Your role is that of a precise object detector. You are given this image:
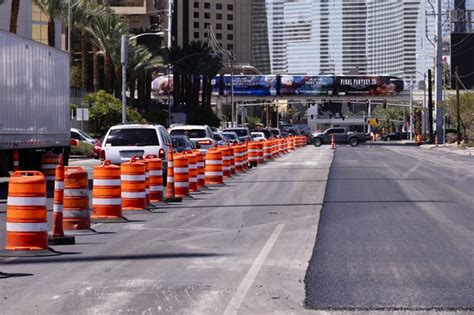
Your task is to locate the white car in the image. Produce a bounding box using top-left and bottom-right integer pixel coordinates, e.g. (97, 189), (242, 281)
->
(251, 132), (266, 141)
(101, 124), (172, 166)
(169, 125), (216, 151)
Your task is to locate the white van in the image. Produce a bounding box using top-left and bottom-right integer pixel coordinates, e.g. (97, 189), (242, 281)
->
(101, 124), (172, 166)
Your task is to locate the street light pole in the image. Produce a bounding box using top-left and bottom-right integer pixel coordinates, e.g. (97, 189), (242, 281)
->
(167, 63), (172, 127)
(230, 52), (235, 127)
(409, 76), (413, 141)
(67, 0), (71, 53)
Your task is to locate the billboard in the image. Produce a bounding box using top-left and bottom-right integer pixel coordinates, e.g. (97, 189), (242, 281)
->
(334, 76), (404, 96)
(280, 75), (334, 96)
(213, 75), (277, 96)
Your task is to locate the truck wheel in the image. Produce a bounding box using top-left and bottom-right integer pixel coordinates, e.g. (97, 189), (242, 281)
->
(349, 138), (359, 147)
(313, 138), (322, 147)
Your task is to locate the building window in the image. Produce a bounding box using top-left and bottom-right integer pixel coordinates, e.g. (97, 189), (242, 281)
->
(216, 3), (222, 10)
(193, 2), (199, 8)
(194, 12), (199, 18)
(227, 44), (234, 50)
(194, 32), (199, 39)
(204, 23), (210, 29)
(216, 23), (222, 30)
(204, 12), (210, 19)
(227, 24), (233, 31)
(31, 4), (49, 45)
(227, 34), (233, 40)
(204, 2), (210, 9)
(216, 13), (222, 20)
(216, 33), (222, 40)
(227, 4), (234, 10)
(227, 14), (233, 21)
(194, 22), (199, 28)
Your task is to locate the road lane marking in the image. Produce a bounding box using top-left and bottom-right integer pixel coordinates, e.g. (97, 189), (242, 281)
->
(223, 224), (285, 315)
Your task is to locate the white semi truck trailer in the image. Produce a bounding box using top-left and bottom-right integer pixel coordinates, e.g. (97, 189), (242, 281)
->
(0, 30), (70, 176)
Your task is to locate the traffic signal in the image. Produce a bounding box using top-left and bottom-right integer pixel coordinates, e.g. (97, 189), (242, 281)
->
(383, 99), (387, 109)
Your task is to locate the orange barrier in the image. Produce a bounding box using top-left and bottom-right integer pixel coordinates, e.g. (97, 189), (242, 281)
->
(63, 167), (92, 234)
(49, 155), (75, 244)
(331, 134), (336, 150)
(205, 149), (224, 185)
(145, 155), (164, 203)
(92, 160), (124, 222)
(3, 171), (51, 254)
(248, 142), (259, 166)
(288, 137), (295, 151)
(256, 142), (264, 164)
(173, 154), (189, 197)
(12, 149), (19, 172)
(121, 157), (146, 211)
(41, 152), (59, 181)
(243, 140), (249, 170)
(233, 145), (244, 173)
(194, 149), (206, 188)
(229, 146), (236, 174)
(263, 141), (273, 162)
(166, 144), (175, 199)
(218, 146), (232, 178)
(272, 139), (279, 158)
(184, 152), (198, 192)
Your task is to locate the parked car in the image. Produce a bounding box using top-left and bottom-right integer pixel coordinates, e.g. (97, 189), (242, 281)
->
(223, 127), (251, 141)
(221, 131), (240, 144)
(169, 125), (216, 151)
(71, 128), (102, 159)
(171, 135), (197, 153)
(213, 131), (229, 146)
(311, 127), (366, 147)
(269, 128), (282, 138)
(251, 128), (272, 139)
(101, 124), (171, 166)
(251, 132), (266, 141)
(381, 131), (413, 141)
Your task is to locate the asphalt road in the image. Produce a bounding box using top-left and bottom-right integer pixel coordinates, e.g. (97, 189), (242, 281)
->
(0, 146), (332, 314)
(305, 144), (474, 311)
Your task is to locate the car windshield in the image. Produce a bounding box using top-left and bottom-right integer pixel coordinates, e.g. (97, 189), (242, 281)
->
(270, 129), (280, 136)
(170, 129), (207, 138)
(105, 128), (159, 146)
(222, 133), (237, 140)
(77, 130), (95, 142)
(172, 137), (190, 148)
(225, 129), (248, 137)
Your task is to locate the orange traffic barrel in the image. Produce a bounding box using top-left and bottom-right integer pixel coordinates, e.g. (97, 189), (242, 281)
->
(166, 144), (175, 199)
(205, 149), (224, 185)
(183, 152), (198, 192)
(218, 146), (232, 178)
(173, 154), (189, 197)
(248, 142), (259, 166)
(194, 150), (205, 188)
(233, 145), (244, 173)
(272, 139), (279, 158)
(145, 155), (164, 203)
(63, 166), (93, 234)
(1, 171), (58, 256)
(229, 146), (236, 174)
(92, 160), (125, 222)
(263, 141), (273, 162)
(256, 142), (264, 164)
(121, 157), (146, 211)
(41, 152), (59, 181)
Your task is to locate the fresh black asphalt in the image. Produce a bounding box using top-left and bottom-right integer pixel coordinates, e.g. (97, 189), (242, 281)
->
(305, 144), (474, 311)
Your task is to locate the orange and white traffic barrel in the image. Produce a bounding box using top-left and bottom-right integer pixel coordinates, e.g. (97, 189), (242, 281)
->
(183, 152), (198, 192)
(263, 140), (273, 162)
(166, 144), (175, 199)
(173, 154), (189, 197)
(233, 145), (244, 173)
(41, 152), (59, 182)
(121, 157), (146, 211)
(145, 155), (164, 203)
(229, 146), (236, 174)
(256, 141), (264, 164)
(218, 146), (232, 178)
(272, 139), (279, 158)
(63, 166), (93, 234)
(248, 142), (259, 166)
(205, 149), (224, 185)
(1, 171), (58, 256)
(194, 150), (205, 188)
(92, 160), (125, 222)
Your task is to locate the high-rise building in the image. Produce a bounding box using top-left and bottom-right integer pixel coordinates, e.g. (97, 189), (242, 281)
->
(174, 0), (252, 65)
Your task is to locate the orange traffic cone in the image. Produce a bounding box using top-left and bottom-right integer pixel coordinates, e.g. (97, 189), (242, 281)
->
(48, 154), (75, 245)
(331, 134), (336, 150)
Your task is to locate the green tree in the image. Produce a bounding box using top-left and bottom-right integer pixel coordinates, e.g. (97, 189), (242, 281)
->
(372, 106), (405, 133)
(84, 90), (146, 136)
(34, 0), (66, 47)
(442, 90), (474, 142)
(247, 116), (261, 129)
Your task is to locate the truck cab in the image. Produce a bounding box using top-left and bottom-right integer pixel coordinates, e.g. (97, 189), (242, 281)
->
(311, 127), (365, 147)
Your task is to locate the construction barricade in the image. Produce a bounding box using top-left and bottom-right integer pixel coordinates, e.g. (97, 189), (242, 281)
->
(145, 155), (164, 203)
(121, 157), (146, 211)
(205, 149), (224, 186)
(248, 142), (259, 167)
(256, 142), (264, 164)
(173, 154), (189, 197)
(218, 146), (232, 178)
(194, 149), (206, 188)
(41, 152), (59, 182)
(229, 146), (236, 174)
(263, 141), (273, 162)
(183, 152), (198, 193)
(234, 145), (245, 173)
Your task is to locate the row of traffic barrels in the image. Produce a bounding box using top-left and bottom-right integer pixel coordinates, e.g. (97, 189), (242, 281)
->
(3, 136), (306, 253)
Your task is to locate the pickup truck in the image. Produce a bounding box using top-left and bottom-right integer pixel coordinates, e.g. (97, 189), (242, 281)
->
(311, 127), (366, 147)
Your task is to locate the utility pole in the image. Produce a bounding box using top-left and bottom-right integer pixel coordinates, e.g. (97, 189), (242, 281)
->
(409, 76), (413, 141)
(455, 66), (461, 145)
(121, 35), (129, 124)
(435, 0), (444, 143)
(428, 69), (434, 143)
(230, 52), (235, 127)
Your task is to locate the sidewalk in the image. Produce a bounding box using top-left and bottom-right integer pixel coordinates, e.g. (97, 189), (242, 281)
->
(420, 143), (474, 156)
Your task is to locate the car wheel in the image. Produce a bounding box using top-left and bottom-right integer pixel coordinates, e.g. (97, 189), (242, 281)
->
(313, 138), (322, 147)
(349, 138), (359, 147)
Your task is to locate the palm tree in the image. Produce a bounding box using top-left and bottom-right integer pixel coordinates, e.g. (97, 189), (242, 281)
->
(9, 0), (20, 33)
(34, 0), (66, 47)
